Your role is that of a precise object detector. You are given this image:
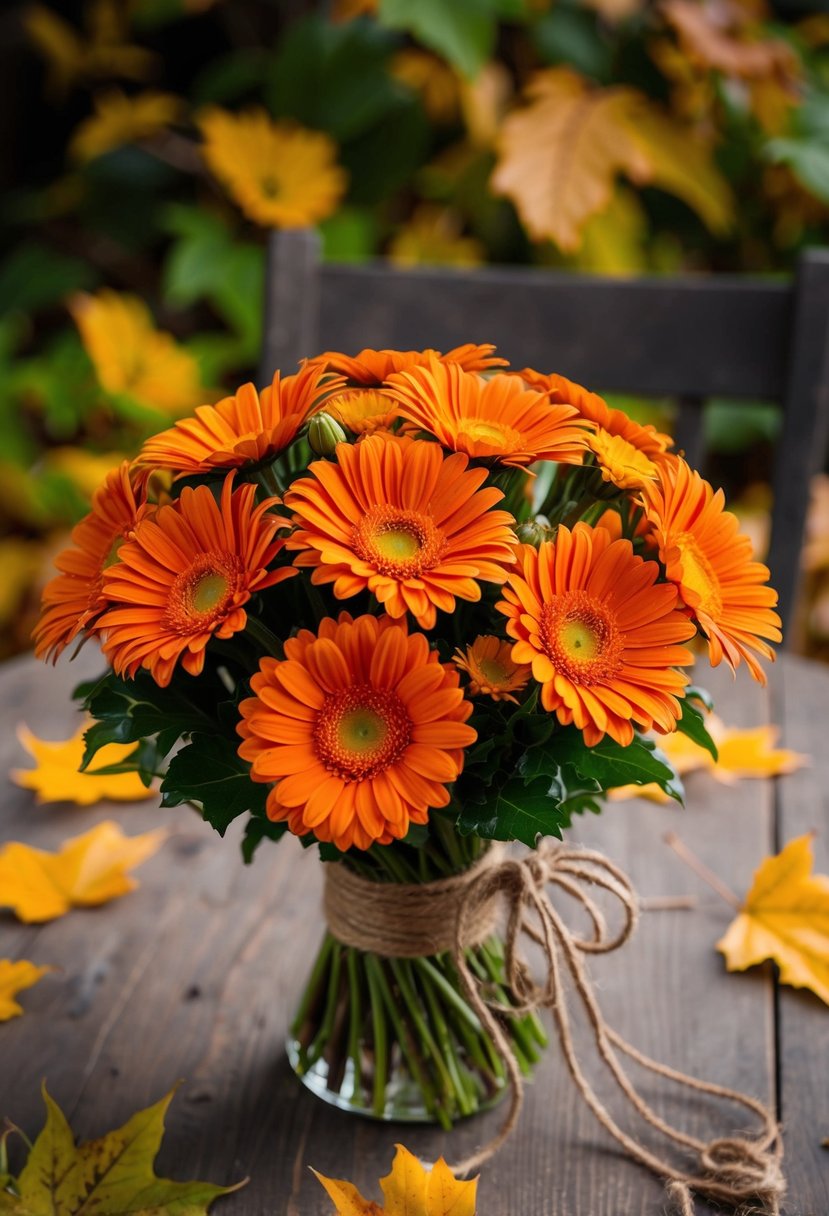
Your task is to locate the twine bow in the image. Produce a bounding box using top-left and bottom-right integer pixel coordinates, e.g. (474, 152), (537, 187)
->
(324, 841), (785, 1215)
(450, 841), (784, 1214)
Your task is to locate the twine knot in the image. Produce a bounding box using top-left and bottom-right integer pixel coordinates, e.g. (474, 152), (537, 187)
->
(324, 840), (784, 1215)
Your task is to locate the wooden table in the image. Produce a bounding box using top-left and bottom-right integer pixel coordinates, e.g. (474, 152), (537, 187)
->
(1, 649), (827, 1215)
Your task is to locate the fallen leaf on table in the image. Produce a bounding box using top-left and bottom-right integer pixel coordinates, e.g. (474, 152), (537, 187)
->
(717, 834), (829, 1005)
(314, 1143), (478, 1215)
(0, 960), (53, 1021)
(11, 722), (156, 805)
(709, 723), (808, 783)
(0, 821), (166, 923)
(0, 1084), (244, 1213)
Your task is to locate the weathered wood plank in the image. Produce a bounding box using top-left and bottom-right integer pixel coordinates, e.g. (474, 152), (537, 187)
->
(772, 655), (829, 1216)
(0, 656), (791, 1213)
(314, 263), (791, 399)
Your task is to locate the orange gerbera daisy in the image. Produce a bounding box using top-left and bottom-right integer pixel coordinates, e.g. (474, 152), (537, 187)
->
(522, 370), (674, 490)
(98, 475), (294, 687)
(326, 388), (399, 434)
(640, 459), (782, 683)
(385, 359), (592, 470)
(497, 524), (696, 746)
(236, 613), (476, 850)
(308, 343), (508, 385)
(453, 636), (530, 704)
(285, 433), (517, 629)
(34, 462), (149, 662)
(134, 364), (342, 477)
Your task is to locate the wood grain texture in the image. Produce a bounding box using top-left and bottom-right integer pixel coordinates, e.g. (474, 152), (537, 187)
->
(0, 654), (821, 1214)
(772, 656), (829, 1216)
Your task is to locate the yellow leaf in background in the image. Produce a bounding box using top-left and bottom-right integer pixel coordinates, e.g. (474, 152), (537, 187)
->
(571, 186), (648, 275)
(0, 960), (53, 1022)
(43, 448), (131, 504)
(491, 69), (651, 251)
(315, 1145), (477, 1215)
(0, 821), (166, 924)
(458, 61), (512, 148)
(710, 723), (808, 784)
(24, 1), (154, 97)
(69, 289), (204, 417)
(0, 541), (44, 629)
(391, 50), (460, 124)
(607, 782), (674, 804)
(625, 106), (734, 235)
(69, 90), (182, 163)
(2, 1085), (243, 1213)
(388, 206), (485, 269)
(717, 835), (829, 1005)
(12, 722), (156, 806)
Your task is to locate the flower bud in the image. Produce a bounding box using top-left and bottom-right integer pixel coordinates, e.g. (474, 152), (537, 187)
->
(308, 413), (347, 457)
(515, 518), (552, 547)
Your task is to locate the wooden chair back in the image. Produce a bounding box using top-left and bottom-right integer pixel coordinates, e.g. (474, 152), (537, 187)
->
(260, 231), (829, 638)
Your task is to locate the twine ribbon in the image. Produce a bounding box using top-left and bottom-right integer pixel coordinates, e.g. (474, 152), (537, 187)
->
(324, 842), (784, 1216)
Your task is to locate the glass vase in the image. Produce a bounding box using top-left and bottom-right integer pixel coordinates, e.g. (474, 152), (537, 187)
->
(286, 822), (547, 1128)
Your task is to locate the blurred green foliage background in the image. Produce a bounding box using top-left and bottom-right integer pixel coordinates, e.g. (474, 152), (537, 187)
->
(0, 0), (827, 656)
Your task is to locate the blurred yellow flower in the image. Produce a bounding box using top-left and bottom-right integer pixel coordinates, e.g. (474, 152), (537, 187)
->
(12, 721), (156, 806)
(69, 290), (203, 416)
(391, 50), (460, 123)
(43, 447), (132, 503)
(388, 206), (485, 268)
(69, 90), (182, 163)
(25, 1), (154, 97)
(198, 108), (347, 229)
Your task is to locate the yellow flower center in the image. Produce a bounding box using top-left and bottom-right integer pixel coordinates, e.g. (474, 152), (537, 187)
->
(541, 590), (623, 684)
(354, 506), (447, 579)
(165, 554), (240, 631)
(676, 532), (723, 618)
(314, 685), (412, 781)
(458, 419), (523, 453)
(478, 657), (509, 685)
(260, 174), (281, 198)
(588, 429), (658, 490)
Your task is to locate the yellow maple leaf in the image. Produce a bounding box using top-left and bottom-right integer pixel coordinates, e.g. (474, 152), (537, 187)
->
(0, 821), (166, 924)
(0, 1084), (243, 1212)
(12, 722), (156, 806)
(710, 723), (808, 784)
(717, 835), (829, 1005)
(0, 960), (53, 1022)
(491, 68), (651, 252)
(314, 1144), (478, 1215)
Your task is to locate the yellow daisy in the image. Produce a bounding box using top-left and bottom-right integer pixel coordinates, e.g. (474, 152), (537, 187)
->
(69, 90), (181, 163)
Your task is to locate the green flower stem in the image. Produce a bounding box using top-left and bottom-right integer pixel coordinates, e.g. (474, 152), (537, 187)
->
(413, 959), (479, 1114)
(364, 954), (389, 1118)
(345, 949), (364, 1105)
(389, 959), (459, 1112)
(304, 940), (343, 1068)
(290, 932), (335, 1043)
(244, 616), (281, 656)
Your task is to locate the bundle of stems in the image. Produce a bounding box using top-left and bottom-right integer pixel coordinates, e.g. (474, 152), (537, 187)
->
(288, 822), (547, 1127)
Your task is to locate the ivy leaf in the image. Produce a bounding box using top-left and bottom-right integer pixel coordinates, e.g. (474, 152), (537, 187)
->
(549, 728), (684, 803)
(2, 1085), (243, 1214)
(76, 670), (213, 770)
(458, 776), (571, 845)
(160, 734), (267, 836)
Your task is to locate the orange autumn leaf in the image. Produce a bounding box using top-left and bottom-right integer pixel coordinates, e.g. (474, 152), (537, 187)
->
(718, 835), (829, 1005)
(661, 0), (799, 83)
(711, 723), (808, 784)
(0, 960), (53, 1021)
(0, 821), (166, 924)
(12, 722), (156, 806)
(314, 1144), (478, 1215)
(491, 69), (651, 252)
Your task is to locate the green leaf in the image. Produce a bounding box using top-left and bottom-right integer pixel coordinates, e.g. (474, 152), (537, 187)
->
(242, 816), (288, 864)
(549, 728), (683, 802)
(766, 137), (829, 205)
(160, 734), (267, 835)
(0, 244), (98, 317)
(378, 0), (498, 79)
(458, 776), (571, 845)
(676, 698), (718, 762)
(76, 670), (214, 770)
(320, 208), (378, 262)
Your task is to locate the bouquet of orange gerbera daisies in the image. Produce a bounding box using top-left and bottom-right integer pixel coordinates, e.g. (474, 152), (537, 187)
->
(35, 343), (781, 1129)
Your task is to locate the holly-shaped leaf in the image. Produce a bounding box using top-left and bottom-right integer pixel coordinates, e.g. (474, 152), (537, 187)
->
(718, 835), (829, 1005)
(543, 728), (684, 802)
(2, 1085), (243, 1214)
(0, 822), (166, 923)
(0, 961), (53, 1022)
(314, 1143), (477, 1215)
(160, 733), (267, 835)
(11, 723), (156, 806)
(457, 776), (572, 845)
